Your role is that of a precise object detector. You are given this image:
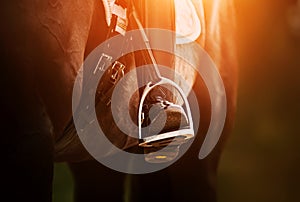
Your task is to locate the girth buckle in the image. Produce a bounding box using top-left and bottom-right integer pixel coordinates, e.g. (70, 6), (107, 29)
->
(93, 53), (113, 74)
(110, 61), (125, 84)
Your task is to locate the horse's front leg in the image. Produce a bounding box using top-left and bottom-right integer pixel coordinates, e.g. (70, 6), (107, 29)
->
(0, 0), (94, 200)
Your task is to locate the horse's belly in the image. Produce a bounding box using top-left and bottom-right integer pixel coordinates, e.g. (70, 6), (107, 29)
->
(1, 0), (95, 139)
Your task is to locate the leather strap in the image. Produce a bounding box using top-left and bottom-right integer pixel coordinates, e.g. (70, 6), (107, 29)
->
(89, 0), (129, 105)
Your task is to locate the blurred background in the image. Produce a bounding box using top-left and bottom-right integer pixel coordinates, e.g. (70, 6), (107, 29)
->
(53, 0), (300, 201)
(218, 0), (300, 201)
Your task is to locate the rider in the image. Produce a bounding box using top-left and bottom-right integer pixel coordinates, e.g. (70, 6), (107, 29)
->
(101, 0), (198, 162)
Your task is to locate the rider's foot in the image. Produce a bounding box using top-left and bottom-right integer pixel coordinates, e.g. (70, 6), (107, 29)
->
(139, 87), (191, 163)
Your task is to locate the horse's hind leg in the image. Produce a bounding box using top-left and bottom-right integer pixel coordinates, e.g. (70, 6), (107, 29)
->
(1, 78), (54, 201)
(0, 12), (54, 199)
(0, 0), (94, 200)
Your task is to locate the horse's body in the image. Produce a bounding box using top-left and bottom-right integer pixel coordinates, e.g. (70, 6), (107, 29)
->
(1, 0), (237, 201)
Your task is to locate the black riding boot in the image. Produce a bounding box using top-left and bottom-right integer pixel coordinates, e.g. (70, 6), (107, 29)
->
(131, 0), (193, 163)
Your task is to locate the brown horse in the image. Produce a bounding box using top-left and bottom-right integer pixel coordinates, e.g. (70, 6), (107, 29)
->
(0, 0), (237, 201)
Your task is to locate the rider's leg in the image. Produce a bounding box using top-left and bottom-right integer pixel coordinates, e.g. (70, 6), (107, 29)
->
(131, 0), (191, 163)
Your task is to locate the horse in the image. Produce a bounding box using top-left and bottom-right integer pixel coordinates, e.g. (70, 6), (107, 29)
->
(0, 0), (237, 201)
